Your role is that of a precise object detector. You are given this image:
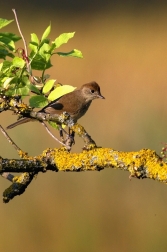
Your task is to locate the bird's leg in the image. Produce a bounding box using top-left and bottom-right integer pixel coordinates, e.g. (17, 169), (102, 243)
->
(68, 128), (75, 145)
(58, 126), (75, 147)
(58, 126), (71, 142)
(59, 126), (65, 143)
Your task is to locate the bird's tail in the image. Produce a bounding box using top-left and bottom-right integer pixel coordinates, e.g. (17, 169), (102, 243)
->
(7, 118), (32, 129)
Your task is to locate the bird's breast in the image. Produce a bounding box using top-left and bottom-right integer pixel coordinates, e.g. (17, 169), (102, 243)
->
(71, 101), (92, 122)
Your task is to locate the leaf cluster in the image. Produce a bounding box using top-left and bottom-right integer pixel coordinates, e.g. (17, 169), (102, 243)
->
(0, 18), (82, 113)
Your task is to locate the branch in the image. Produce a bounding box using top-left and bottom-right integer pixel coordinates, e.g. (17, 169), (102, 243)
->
(0, 147), (166, 203)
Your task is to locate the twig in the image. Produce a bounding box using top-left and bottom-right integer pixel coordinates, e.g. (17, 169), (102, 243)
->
(3, 172), (35, 203)
(12, 9), (28, 57)
(71, 123), (96, 149)
(41, 123), (75, 150)
(41, 122), (69, 148)
(0, 125), (22, 182)
(1, 173), (14, 182)
(0, 125), (21, 152)
(12, 9), (31, 74)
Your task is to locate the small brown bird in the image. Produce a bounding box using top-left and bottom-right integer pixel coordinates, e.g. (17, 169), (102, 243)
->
(7, 81), (104, 129)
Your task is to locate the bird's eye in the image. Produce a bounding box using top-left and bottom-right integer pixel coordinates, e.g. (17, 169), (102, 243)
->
(90, 89), (95, 93)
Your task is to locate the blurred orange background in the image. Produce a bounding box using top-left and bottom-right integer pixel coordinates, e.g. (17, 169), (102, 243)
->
(1, 2), (167, 252)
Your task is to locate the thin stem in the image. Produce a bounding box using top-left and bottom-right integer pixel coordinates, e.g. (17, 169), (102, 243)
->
(0, 125), (20, 182)
(1, 173), (14, 182)
(0, 125), (21, 152)
(41, 69), (46, 83)
(12, 9), (31, 75)
(12, 9), (28, 56)
(41, 122), (69, 148)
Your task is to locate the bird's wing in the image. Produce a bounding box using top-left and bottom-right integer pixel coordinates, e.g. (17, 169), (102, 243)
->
(39, 92), (66, 112)
(40, 90), (81, 115)
(42, 99), (64, 114)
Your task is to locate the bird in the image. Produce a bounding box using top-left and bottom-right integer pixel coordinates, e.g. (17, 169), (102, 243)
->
(7, 81), (105, 129)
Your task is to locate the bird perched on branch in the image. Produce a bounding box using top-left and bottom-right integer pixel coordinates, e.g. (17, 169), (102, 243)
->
(7, 81), (105, 129)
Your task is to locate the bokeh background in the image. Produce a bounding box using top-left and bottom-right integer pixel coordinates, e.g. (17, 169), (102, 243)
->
(1, 1), (167, 251)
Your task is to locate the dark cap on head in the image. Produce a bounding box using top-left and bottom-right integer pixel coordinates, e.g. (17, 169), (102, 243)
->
(81, 81), (105, 100)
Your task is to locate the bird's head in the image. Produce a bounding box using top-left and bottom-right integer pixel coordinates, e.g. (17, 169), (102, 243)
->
(81, 81), (105, 101)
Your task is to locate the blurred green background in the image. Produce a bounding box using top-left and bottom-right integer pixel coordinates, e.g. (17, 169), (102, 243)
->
(1, 1), (167, 252)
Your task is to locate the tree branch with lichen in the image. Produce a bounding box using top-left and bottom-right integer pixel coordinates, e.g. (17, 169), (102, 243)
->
(0, 145), (167, 203)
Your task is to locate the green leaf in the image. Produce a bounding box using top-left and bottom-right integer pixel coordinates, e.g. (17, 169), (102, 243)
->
(30, 53), (52, 70)
(54, 32), (75, 49)
(6, 52), (15, 58)
(17, 86), (30, 96)
(39, 42), (51, 61)
(0, 36), (15, 51)
(48, 121), (59, 130)
(0, 19), (13, 29)
(4, 88), (16, 96)
(0, 32), (21, 42)
(22, 75), (30, 85)
(28, 84), (41, 94)
(56, 49), (83, 58)
(3, 77), (14, 89)
(43, 79), (56, 94)
(29, 42), (38, 52)
(29, 95), (48, 108)
(1, 60), (12, 71)
(31, 33), (39, 45)
(12, 57), (25, 68)
(48, 85), (76, 101)
(48, 121), (66, 129)
(5, 85), (30, 96)
(0, 47), (9, 59)
(41, 25), (51, 42)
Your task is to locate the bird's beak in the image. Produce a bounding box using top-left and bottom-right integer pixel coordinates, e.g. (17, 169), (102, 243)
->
(98, 94), (105, 99)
